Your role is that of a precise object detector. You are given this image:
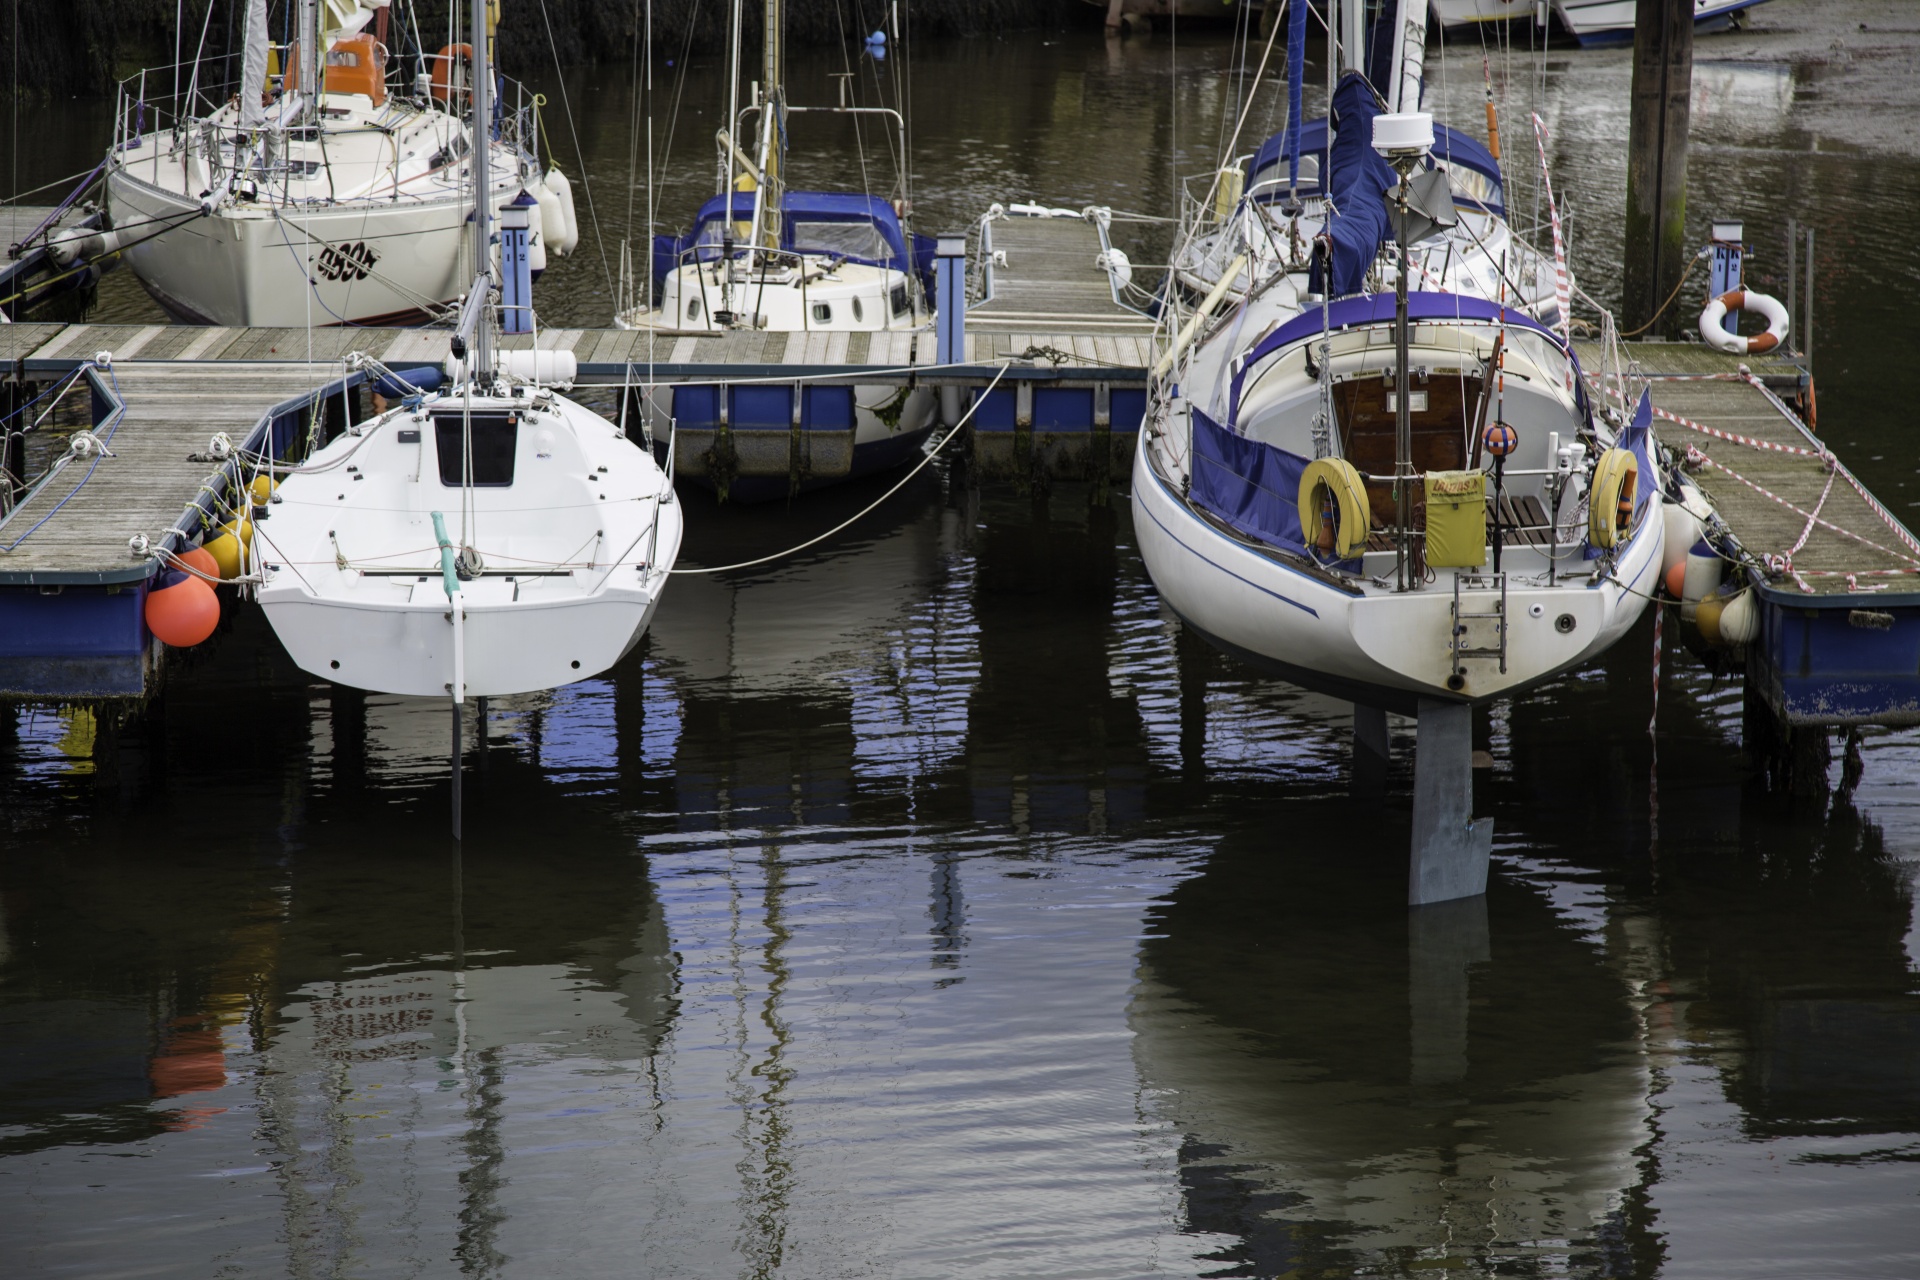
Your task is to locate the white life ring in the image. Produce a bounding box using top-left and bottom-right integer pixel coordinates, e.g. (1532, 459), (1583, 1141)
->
(1699, 289), (1788, 355)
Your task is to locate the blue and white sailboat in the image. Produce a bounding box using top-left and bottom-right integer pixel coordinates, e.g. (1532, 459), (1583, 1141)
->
(616, 0), (937, 503)
(1133, 0), (1666, 903)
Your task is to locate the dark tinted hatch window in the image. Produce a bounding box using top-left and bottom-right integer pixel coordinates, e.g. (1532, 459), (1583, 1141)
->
(433, 412), (518, 487)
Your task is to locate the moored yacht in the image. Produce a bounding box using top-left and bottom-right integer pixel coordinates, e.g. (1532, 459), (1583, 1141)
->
(98, 0), (576, 327)
(614, 0), (937, 502)
(1134, 17), (1666, 904)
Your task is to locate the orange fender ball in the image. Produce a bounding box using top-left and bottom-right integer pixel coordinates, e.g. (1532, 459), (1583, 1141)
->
(145, 572), (220, 647)
(1665, 560), (1687, 599)
(178, 546), (220, 580)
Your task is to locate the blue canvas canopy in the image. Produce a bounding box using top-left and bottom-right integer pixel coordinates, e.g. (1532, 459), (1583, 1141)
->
(1244, 112), (1506, 216)
(651, 191), (935, 296)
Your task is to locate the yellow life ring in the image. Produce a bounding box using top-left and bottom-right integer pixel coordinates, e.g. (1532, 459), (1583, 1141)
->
(1297, 457), (1371, 560)
(1588, 448), (1639, 549)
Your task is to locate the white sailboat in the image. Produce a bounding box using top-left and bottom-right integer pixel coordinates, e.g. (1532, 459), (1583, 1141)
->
(97, 0), (578, 327)
(614, 0), (937, 502)
(1134, 1), (1665, 903)
(254, 1), (680, 706)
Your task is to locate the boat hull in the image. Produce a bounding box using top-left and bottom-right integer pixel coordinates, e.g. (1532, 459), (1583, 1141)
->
(1553, 0), (1763, 46)
(1130, 438), (1663, 715)
(259, 585), (666, 698)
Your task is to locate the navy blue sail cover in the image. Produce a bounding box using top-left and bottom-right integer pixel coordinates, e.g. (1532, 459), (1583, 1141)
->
(651, 191), (934, 296)
(1322, 73), (1399, 299)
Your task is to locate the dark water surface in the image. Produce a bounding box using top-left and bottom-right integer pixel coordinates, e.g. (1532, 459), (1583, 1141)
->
(6, 4), (1920, 1276)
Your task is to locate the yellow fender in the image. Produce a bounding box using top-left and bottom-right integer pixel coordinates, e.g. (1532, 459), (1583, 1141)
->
(1298, 458), (1371, 560)
(1588, 448), (1639, 550)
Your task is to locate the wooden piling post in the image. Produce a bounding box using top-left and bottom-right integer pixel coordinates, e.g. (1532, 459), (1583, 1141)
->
(1622, 0), (1693, 337)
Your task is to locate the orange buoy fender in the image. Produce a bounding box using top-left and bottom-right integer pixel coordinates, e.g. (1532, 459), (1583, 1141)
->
(430, 44), (474, 105)
(145, 571), (220, 647)
(176, 546), (220, 580)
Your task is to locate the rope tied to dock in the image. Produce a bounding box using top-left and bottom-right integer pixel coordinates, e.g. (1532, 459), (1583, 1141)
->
(670, 365), (1010, 577)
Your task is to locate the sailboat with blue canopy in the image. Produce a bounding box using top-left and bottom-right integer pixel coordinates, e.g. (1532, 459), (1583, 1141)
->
(1134, 0), (1672, 906)
(615, 0), (937, 504)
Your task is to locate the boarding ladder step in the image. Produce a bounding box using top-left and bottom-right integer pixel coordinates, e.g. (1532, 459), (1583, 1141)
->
(1450, 571), (1508, 676)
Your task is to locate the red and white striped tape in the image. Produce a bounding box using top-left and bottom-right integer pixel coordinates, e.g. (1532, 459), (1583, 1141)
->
(1683, 444), (1920, 579)
(1530, 113), (1572, 345)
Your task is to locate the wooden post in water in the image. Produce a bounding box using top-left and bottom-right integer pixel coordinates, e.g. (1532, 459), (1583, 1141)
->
(1622, 0), (1693, 337)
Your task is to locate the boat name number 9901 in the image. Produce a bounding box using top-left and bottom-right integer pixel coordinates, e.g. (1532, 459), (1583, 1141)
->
(315, 241), (380, 282)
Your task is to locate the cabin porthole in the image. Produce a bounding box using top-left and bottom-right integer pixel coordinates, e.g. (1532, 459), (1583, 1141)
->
(851, 297), (864, 323)
(1555, 613), (1577, 634)
(330, 660), (340, 669)
(688, 298), (702, 322)
(812, 303), (832, 323)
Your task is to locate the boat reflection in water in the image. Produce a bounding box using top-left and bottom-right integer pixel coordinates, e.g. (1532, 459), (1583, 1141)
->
(1132, 820), (1655, 1276)
(0, 629), (676, 1273)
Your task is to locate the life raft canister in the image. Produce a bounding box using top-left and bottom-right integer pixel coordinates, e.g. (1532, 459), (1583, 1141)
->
(1297, 457), (1371, 561)
(1699, 289), (1789, 356)
(1588, 447), (1639, 550)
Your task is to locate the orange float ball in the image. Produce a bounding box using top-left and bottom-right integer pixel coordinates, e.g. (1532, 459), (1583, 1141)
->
(145, 571), (220, 647)
(177, 546), (220, 580)
(1665, 560), (1687, 599)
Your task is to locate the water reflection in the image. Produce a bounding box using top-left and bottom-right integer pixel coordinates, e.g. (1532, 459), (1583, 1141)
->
(0, 620), (676, 1273)
(1134, 817), (1654, 1277)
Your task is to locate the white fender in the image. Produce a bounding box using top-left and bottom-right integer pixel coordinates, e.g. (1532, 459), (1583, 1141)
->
(544, 166), (580, 255)
(1719, 587), (1760, 646)
(1661, 499), (1703, 587)
(1699, 289), (1788, 355)
(533, 180), (565, 264)
(1681, 540), (1722, 624)
(444, 349), (578, 387)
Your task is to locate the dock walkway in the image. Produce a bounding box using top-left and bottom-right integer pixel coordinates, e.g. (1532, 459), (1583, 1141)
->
(968, 210), (1157, 336)
(0, 359), (353, 698)
(1583, 340), (1920, 727)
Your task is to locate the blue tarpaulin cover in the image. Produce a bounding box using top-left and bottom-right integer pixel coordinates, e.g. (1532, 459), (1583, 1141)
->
(1190, 406), (1310, 554)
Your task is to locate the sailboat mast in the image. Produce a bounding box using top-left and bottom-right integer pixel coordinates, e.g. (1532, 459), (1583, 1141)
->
(749, 0), (783, 255)
(470, 0), (493, 376)
(297, 0), (319, 123)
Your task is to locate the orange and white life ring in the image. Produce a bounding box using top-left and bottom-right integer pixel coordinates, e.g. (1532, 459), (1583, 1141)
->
(1699, 289), (1789, 355)
(429, 43), (474, 105)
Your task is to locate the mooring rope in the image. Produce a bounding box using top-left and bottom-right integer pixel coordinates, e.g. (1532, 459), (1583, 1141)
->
(669, 364), (1009, 576)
